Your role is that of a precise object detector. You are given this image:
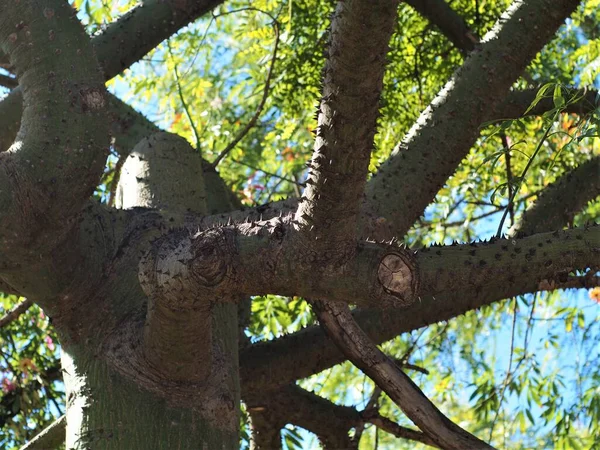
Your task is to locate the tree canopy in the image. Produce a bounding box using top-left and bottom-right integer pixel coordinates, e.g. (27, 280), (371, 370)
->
(0, 0), (599, 449)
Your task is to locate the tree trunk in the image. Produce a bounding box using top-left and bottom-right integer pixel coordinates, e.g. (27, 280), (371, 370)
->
(61, 343), (239, 449)
(59, 133), (242, 449)
(1, 0), (595, 448)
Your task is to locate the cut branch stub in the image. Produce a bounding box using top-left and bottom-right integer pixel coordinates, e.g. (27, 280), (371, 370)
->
(189, 229), (231, 288)
(139, 218), (424, 309)
(377, 251), (419, 305)
(139, 227), (236, 308)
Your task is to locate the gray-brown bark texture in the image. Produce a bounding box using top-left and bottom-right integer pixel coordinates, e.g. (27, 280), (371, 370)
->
(0, 0), (598, 448)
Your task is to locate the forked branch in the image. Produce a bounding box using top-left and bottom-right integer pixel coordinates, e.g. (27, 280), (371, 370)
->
(295, 0), (400, 258)
(0, 0), (108, 252)
(0, 0), (225, 153)
(311, 299), (495, 449)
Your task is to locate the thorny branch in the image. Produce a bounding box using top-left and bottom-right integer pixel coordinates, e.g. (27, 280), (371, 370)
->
(2, 1), (598, 448)
(311, 300), (495, 449)
(294, 0), (400, 258)
(366, 0), (582, 239)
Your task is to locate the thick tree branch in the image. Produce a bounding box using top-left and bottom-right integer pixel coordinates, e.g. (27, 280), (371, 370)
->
(106, 94), (161, 156)
(94, 0), (225, 81)
(0, 0), (224, 153)
(107, 130), (241, 432)
(21, 415), (66, 450)
(0, 0), (109, 254)
(0, 89), (22, 152)
(115, 133), (207, 214)
(103, 90), (253, 345)
(312, 300), (494, 448)
(0, 278), (22, 296)
(248, 409), (284, 450)
(0, 51), (10, 69)
(514, 157), (600, 237)
(0, 298), (32, 328)
(246, 383), (439, 448)
(117, 132), (211, 382)
(0, 73), (16, 89)
(141, 216), (420, 308)
(240, 226), (599, 391)
(404, 0), (478, 54)
(365, 0), (581, 240)
(0, 89), (159, 155)
(246, 384), (359, 449)
(294, 0), (399, 259)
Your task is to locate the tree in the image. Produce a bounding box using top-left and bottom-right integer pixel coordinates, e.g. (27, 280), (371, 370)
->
(0, 0), (598, 448)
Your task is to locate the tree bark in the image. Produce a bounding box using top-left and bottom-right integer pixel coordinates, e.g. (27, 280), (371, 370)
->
(240, 226), (599, 391)
(0, 0), (597, 448)
(515, 157), (600, 236)
(61, 349), (238, 449)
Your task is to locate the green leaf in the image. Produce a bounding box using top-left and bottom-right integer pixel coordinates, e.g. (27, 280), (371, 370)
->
(523, 82), (554, 115)
(553, 84), (565, 109)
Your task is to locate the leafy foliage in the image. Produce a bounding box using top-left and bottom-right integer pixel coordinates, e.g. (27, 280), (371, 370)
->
(0, 296), (62, 450)
(1, 0), (599, 449)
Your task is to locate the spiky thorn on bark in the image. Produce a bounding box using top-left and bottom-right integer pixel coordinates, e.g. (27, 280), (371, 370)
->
(293, 0), (401, 263)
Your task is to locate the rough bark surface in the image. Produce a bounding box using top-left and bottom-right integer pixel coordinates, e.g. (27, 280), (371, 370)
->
(0, 0), (596, 448)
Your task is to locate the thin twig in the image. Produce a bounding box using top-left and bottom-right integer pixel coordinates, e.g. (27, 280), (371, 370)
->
(231, 158), (303, 186)
(400, 362), (430, 375)
(0, 298), (33, 328)
(496, 113), (558, 238)
(167, 40), (203, 154)
(44, 385), (64, 416)
(211, 12), (280, 168)
(440, 208), (503, 229)
(179, 16), (215, 80)
(488, 297), (518, 442)
(500, 132), (515, 226)
(488, 294), (540, 446)
(264, 177), (285, 204)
